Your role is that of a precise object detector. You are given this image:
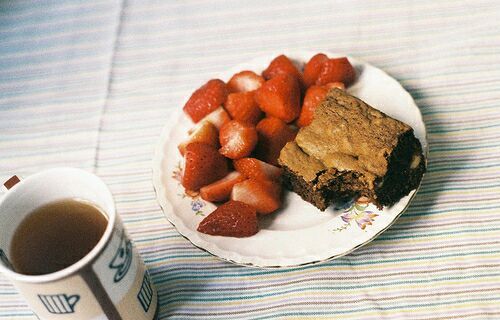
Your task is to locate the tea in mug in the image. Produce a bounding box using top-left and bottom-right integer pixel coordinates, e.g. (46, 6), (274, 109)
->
(10, 199), (108, 275)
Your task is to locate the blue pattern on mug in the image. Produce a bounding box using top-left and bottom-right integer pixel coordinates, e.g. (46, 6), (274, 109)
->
(109, 229), (132, 283)
(137, 271), (153, 313)
(38, 294), (80, 314)
(0, 249), (13, 270)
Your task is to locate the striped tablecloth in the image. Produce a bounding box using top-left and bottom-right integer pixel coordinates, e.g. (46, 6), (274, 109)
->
(1, 1), (500, 319)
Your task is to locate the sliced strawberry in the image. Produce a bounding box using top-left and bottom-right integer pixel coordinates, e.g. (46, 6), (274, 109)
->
(197, 200), (258, 237)
(254, 74), (301, 123)
(224, 92), (262, 125)
(231, 179), (281, 215)
(182, 142), (228, 191)
(227, 70), (265, 93)
(200, 171), (246, 202)
(296, 85), (329, 128)
(295, 82), (345, 128)
(255, 117), (296, 165)
(262, 55), (303, 84)
(303, 53), (329, 88)
(183, 79), (228, 123)
(315, 57), (356, 87)
(219, 120), (258, 159)
(234, 158), (282, 182)
(198, 106), (231, 130)
(325, 82), (345, 90)
(179, 121), (218, 155)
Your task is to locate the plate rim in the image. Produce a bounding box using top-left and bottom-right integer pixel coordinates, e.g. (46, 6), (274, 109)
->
(152, 50), (428, 269)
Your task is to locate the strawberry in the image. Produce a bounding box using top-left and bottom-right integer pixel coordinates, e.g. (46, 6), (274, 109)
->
(254, 74), (301, 123)
(303, 53), (329, 87)
(183, 79), (228, 123)
(233, 158), (282, 182)
(200, 171), (246, 202)
(219, 120), (258, 159)
(197, 200), (258, 237)
(262, 55), (303, 84)
(199, 106), (231, 130)
(325, 82), (345, 90)
(315, 57), (356, 87)
(231, 179), (281, 215)
(227, 70), (265, 93)
(296, 85), (329, 127)
(255, 117), (296, 165)
(224, 92), (262, 125)
(182, 142), (228, 191)
(178, 120), (218, 155)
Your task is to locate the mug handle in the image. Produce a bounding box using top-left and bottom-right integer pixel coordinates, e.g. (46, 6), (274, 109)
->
(66, 295), (80, 309)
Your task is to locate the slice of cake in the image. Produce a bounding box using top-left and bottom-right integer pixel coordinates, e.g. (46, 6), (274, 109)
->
(278, 88), (426, 210)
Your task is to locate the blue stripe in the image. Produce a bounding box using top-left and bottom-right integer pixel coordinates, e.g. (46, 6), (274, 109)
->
(156, 274), (500, 297)
(145, 250), (500, 270)
(247, 296), (500, 318)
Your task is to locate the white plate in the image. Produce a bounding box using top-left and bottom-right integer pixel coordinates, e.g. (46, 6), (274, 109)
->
(152, 51), (427, 268)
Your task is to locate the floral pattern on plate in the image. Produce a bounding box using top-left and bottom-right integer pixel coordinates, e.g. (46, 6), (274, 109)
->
(172, 161), (205, 216)
(333, 202), (378, 232)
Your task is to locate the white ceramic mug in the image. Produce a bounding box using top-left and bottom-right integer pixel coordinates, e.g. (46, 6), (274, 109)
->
(0, 168), (158, 320)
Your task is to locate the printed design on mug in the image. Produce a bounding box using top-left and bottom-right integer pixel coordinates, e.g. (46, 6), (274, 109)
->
(38, 294), (80, 314)
(0, 249), (13, 270)
(137, 271), (153, 313)
(109, 229), (133, 283)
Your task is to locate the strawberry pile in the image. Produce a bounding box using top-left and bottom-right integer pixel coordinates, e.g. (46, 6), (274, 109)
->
(179, 53), (356, 237)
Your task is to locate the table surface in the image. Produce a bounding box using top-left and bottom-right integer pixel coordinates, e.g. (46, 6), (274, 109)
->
(1, 1), (500, 319)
